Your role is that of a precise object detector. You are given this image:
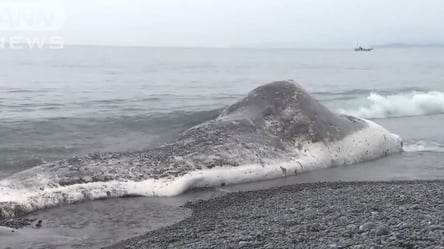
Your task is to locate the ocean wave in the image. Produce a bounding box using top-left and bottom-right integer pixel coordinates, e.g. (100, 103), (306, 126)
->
(313, 87), (429, 97)
(403, 140), (444, 153)
(337, 91), (444, 118)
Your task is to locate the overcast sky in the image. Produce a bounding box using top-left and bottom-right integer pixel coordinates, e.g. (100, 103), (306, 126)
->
(5, 0), (444, 48)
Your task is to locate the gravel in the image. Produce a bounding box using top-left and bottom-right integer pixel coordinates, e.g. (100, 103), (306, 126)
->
(106, 180), (444, 249)
(0, 217), (36, 229)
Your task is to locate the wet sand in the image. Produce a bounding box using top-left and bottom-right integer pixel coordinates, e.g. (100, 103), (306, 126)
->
(107, 180), (444, 249)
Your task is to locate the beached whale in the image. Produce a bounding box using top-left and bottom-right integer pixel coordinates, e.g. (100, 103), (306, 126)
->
(0, 81), (403, 219)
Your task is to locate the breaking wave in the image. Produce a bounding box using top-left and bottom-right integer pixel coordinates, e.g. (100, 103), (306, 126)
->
(337, 91), (444, 119)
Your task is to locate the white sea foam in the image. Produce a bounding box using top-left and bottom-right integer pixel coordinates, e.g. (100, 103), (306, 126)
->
(338, 91), (444, 119)
(403, 140), (444, 153)
(0, 119), (402, 218)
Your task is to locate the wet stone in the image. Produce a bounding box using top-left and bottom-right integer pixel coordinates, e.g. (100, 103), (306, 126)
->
(375, 225), (390, 236)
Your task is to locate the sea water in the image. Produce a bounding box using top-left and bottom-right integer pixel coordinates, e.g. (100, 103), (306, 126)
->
(1, 47), (443, 248)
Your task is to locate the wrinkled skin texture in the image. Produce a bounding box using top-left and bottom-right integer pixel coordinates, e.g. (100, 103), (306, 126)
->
(2, 81), (366, 189)
(0, 81), (374, 219)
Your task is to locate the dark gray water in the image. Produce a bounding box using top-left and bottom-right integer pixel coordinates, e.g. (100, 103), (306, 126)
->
(0, 198), (191, 249)
(1, 47), (444, 248)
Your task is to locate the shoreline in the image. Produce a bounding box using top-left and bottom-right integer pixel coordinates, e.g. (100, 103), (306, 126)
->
(106, 180), (444, 249)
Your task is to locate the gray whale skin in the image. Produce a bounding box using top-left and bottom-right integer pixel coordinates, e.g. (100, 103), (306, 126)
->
(0, 81), (403, 219)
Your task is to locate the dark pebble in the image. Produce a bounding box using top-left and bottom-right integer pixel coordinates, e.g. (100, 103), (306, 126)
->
(87, 181), (444, 248)
(375, 225), (390, 236)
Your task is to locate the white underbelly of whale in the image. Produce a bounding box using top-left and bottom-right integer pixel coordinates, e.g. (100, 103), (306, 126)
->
(0, 118), (402, 218)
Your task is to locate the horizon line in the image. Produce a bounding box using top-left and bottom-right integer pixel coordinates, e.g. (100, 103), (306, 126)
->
(58, 43), (444, 50)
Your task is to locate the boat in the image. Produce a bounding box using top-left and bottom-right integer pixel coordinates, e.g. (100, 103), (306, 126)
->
(354, 46), (373, 52)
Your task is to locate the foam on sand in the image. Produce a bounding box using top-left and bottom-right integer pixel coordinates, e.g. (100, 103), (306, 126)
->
(403, 140), (444, 153)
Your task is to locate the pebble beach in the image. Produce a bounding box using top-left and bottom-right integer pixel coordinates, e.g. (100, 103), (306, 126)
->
(107, 180), (444, 249)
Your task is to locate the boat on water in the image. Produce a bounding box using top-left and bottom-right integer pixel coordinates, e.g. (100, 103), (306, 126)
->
(354, 46), (373, 52)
